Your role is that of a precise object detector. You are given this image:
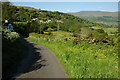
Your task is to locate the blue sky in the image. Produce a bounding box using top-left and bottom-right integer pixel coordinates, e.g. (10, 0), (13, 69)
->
(12, 2), (118, 13)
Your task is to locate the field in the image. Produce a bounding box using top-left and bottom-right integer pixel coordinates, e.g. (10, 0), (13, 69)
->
(28, 31), (118, 78)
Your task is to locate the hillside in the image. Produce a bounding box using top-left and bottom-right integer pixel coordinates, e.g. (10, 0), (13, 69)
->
(16, 6), (40, 11)
(2, 4), (117, 37)
(69, 11), (118, 26)
(2, 4), (118, 36)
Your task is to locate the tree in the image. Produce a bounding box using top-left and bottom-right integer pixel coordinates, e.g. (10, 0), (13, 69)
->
(28, 20), (40, 33)
(2, 2), (17, 23)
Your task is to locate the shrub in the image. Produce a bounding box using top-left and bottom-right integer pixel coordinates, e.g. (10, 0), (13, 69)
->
(13, 22), (28, 35)
(92, 29), (108, 41)
(96, 29), (105, 33)
(2, 30), (20, 42)
(80, 27), (92, 38)
(13, 21), (40, 36)
(113, 36), (120, 44)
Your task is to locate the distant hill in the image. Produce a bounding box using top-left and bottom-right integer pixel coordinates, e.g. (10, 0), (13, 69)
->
(69, 11), (118, 17)
(69, 11), (118, 26)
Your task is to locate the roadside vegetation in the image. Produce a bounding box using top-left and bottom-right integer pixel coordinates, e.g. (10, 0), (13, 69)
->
(28, 29), (119, 78)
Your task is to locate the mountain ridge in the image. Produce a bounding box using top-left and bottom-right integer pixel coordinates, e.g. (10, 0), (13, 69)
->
(69, 11), (118, 17)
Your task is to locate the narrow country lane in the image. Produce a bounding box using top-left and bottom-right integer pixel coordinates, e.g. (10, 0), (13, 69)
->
(14, 39), (68, 79)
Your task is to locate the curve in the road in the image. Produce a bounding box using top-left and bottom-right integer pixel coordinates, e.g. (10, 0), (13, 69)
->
(14, 39), (68, 78)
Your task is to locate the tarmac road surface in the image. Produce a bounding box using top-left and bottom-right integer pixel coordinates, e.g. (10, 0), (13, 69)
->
(14, 39), (68, 79)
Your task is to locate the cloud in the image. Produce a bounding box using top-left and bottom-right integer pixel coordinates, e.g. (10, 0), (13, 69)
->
(66, 9), (70, 12)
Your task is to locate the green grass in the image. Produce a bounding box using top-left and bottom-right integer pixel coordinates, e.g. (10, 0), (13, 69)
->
(51, 31), (73, 36)
(28, 32), (118, 78)
(91, 27), (118, 35)
(103, 28), (118, 35)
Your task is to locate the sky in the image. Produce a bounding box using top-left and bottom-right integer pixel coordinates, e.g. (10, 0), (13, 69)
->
(4, 0), (120, 2)
(12, 2), (118, 13)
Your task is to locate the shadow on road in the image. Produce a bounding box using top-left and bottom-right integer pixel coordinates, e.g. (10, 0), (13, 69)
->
(2, 38), (68, 79)
(12, 39), (47, 79)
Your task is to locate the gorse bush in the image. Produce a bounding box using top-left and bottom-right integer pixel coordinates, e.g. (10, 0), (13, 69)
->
(2, 30), (20, 42)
